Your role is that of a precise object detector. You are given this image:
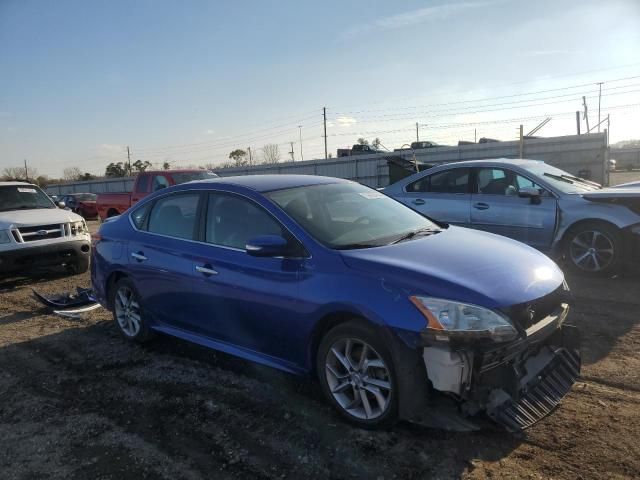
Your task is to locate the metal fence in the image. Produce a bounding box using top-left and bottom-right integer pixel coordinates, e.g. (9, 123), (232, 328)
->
(46, 132), (609, 195)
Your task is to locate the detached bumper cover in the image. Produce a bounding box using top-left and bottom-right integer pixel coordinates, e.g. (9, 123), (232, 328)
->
(0, 240), (91, 274)
(488, 344), (580, 431)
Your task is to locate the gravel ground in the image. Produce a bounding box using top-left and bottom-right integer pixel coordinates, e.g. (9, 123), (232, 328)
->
(1, 225), (639, 479)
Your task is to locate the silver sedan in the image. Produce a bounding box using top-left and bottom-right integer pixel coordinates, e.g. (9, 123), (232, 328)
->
(383, 159), (640, 274)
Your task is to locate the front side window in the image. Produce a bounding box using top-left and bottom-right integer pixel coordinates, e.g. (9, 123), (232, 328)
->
(476, 168), (545, 196)
(147, 193), (199, 239)
(267, 182), (440, 249)
(407, 168), (470, 194)
(205, 193), (284, 250)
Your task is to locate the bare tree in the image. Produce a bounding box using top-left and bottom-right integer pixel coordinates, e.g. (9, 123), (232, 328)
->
(1, 166), (39, 181)
(261, 144), (281, 164)
(63, 167), (82, 181)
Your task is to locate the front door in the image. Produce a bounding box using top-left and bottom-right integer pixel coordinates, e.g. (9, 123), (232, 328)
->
(470, 167), (557, 249)
(189, 192), (303, 363)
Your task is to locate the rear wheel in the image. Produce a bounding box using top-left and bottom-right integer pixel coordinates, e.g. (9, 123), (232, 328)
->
(564, 222), (623, 275)
(110, 277), (154, 343)
(317, 321), (398, 429)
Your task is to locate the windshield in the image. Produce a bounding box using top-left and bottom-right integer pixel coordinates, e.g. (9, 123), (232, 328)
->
(172, 171), (218, 184)
(0, 185), (56, 212)
(267, 182), (439, 249)
(520, 163), (601, 193)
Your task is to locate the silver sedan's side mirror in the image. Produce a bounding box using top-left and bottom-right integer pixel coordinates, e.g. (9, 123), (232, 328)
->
(57, 201), (66, 209)
(518, 186), (541, 204)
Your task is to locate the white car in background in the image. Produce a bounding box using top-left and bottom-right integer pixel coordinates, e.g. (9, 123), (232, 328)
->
(0, 182), (91, 276)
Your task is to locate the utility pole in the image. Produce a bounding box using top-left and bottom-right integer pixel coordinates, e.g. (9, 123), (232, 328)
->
(582, 96), (590, 133)
(323, 107), (328, 159)
(416, 122), (419, 142)
(24, 159), (29, 181)
(576, 111), (581, 134)
(519, 125), (524, 159)
(289, 142), (295, 161)
(247, 147), (252, 166)
(127, 146), (132, 175)
(474, 129), (477, 143)
(597, 82), (603, 133)
(298, 125), (304, 161)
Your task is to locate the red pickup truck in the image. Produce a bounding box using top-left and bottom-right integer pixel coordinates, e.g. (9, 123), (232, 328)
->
(96, 170), (218, 220)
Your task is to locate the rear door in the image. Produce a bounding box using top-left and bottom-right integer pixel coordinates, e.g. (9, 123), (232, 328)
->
(469, 167), (557, 248)
(397, 167), (472, 225)
(126, 192), (203, 327)
(188, 191), (303, 363)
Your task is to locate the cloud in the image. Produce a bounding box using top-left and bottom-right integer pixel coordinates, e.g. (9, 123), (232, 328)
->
(341, 2), (489, 39)
(205, 129), (215, 135)
(336, 116), (357, 126)
(95, 144), (125, 155)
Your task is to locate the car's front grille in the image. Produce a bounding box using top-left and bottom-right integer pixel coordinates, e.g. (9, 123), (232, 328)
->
(503, 286), (567, 331)
(13, 224), (64, 242)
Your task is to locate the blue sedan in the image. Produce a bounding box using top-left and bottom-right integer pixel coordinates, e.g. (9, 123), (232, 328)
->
(91, 175), (580, 431)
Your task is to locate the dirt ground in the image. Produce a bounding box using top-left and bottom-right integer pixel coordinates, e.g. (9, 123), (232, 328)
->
(1, 224), (639, 479)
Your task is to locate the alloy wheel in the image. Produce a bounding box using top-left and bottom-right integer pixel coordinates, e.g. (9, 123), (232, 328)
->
(569, 230), (615, 272)
(325, 338), (392, 421)
(114, 286), (142, 337)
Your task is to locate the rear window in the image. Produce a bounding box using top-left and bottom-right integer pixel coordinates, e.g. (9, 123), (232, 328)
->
(171, 171), (218, 184)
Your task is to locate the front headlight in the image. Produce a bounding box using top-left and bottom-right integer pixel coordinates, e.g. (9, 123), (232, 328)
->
(410, 296), (518, 342)
(72, 221), (88, 235)
(0, 230), (11, 244)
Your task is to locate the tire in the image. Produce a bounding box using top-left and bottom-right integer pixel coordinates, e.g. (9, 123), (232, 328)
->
(564, 221), (623, 275)
(316, 320), (398, 429)
(109, 277), (154, 343)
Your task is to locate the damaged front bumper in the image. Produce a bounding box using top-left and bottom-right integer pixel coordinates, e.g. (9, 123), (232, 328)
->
(420, 303), (581, 432)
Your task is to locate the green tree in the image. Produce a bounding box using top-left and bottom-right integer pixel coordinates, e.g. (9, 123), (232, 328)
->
(228, 149), (248, 167)
(132, 160), (153, 172)
(105, 162), (127, 177)
(357, 137), (369, 145)
(162, 161), (171, 170)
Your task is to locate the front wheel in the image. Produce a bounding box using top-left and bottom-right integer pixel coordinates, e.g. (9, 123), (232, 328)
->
(110, 277), (154, 343)
(317, 321), (398, 429)
(564, 222), (623, 275)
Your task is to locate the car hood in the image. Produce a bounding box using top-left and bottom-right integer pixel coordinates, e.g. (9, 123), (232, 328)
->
(582, 186), (640, 199)
(340, 226), (564, 309)
(0, 208), (84, 228)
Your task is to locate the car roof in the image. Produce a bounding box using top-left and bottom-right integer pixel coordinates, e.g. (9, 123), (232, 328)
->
(431, 158), (545, 168)
(190, 174), (351, 192)
(0, 181), (38, 187)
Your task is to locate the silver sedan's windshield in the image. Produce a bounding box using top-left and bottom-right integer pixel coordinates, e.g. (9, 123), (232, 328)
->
(267, 182), (440, 249)
(521, 163), (600, 194)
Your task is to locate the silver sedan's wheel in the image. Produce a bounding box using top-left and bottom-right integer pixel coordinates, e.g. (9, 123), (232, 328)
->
(325, 337), (392, 421)
(114, 285), (142, 337)
(569, 230), (615, 272)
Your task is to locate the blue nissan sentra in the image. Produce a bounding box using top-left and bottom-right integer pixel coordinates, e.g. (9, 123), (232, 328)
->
(91, 175), (580, 431)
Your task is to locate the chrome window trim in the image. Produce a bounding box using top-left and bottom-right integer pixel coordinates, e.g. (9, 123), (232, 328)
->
(127, 188), (311, 259)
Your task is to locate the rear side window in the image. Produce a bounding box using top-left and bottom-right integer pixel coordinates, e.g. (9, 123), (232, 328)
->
(152, 175), (170, 192)
(147, 193), (200, 240)
(407, 168), (469, 193)
(136, 174), (150, 193)
(205, 193), (284, 249)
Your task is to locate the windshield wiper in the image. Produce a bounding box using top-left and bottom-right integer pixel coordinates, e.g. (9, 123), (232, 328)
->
(543, 172), (574, 184)
(559, 174), (601, 189)
(389, 227), (440, 245)
(335, 242), (382, 250)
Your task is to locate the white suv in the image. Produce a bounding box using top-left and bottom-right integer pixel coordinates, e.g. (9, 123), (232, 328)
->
(0, 182), (91, 276)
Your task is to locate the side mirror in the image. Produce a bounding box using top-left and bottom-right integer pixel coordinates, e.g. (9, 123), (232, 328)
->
(246, 235), (289, 257)
(518, 186), (541, 204)
(57, 201), (66, 209)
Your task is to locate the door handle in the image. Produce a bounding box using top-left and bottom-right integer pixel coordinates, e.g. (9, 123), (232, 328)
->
(473, 202), (490, 210)
(411, 199), (425, 205)
(195, 264), (218, 276)
(131, 251), (147, 261)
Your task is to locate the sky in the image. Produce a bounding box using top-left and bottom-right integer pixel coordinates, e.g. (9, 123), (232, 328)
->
(1, 0), (639, 178)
